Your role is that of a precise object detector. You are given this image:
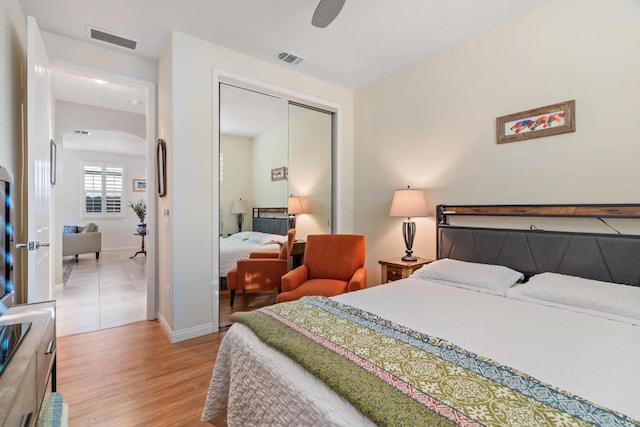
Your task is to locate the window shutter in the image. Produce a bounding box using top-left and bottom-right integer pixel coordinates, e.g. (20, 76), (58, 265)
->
(83, 164), (125, 215)
(84, 165), (103, 213)
(105, 167), (123, 213)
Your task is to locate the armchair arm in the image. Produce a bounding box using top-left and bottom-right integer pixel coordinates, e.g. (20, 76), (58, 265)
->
(281, 265), (309, 292)
(249, 252), (279, 259)
(347, 267), (367, 292)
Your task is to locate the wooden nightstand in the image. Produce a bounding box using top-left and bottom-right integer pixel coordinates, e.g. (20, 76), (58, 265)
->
(290, 240), (306, 268)
(379, 257), (433, 283)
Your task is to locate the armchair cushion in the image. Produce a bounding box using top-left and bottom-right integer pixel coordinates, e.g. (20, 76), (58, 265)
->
(276, 279), (348, 303)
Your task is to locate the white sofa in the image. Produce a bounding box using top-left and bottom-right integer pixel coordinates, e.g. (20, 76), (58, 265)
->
(62, 223), (102, 259)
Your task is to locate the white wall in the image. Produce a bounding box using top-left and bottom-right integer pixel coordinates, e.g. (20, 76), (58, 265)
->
(220, 134), (253, 236)
(61, 148), (146, 250)
(252, 125), (288, 208)
(354, 0), (640, 284)
(42, 31), (157, 83)
(158, 31), (354, 341)
(0, 0), (27, 301)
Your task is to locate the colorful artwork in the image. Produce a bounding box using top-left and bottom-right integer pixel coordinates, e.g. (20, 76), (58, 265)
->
(506, 111), (565, 135)
(496, 100), (575, 144)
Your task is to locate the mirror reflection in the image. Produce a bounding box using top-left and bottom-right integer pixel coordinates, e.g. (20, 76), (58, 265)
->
(219, 84), (333, 327)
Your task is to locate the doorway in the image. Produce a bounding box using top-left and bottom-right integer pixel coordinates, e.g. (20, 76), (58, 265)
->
(49, 65), (157, 335)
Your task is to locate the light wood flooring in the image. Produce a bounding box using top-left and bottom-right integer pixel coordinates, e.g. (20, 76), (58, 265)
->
(55, 251), (147, 336)
(57, 320), (225, 426)
(218, 290), (277, 327)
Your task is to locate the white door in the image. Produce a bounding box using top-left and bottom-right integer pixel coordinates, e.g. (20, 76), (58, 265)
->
(25, 16), (52, 303)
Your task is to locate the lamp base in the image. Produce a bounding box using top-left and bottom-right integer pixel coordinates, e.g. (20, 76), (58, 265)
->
(401, 254), (418, 262)
(237, 213), (244, 232)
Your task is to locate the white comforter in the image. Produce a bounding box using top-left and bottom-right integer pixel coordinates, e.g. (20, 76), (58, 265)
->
(202, 278), (640, 425)
(219, 235), (281, 276)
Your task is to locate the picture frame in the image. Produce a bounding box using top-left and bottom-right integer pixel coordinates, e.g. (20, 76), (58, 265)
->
(49, 139), (56, 185)
(133, 179), (147, 192)
(157, 138), (167, 197)
(271, 166), (287, 181)
(496, 100), (575, 144)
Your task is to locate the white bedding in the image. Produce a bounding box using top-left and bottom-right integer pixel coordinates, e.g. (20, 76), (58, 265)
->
(219, 234), (281, 276)
(203, 278), (640, 425)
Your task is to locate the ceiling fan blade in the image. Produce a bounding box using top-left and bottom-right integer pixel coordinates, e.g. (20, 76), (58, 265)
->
(312, 0), (345, 28)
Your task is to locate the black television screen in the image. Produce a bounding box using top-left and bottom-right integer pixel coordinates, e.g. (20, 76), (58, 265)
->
(0, 165), (13, 311)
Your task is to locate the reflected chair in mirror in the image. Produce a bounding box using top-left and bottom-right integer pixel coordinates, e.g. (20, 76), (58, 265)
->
(227, 229), (296, 307)
(276, 234), (366, 303)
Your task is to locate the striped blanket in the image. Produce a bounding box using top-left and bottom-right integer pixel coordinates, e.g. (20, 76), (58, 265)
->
(231, 297), (639, 427)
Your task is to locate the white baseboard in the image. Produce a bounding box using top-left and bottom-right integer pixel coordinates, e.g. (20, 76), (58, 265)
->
(158, 313), (215, 343)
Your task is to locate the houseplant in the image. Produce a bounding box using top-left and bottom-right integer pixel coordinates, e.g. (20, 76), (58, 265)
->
(129, 199), (147, 235)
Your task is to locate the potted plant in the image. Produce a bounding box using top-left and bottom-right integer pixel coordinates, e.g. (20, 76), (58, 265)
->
(129, 199), (147, 235)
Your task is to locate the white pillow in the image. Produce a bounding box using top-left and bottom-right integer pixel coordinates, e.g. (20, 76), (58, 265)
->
(507, 272), (640, 326)
(229, 231), (255, 240)
(246, 233), (281, 245)
(411, 258), (523, 296)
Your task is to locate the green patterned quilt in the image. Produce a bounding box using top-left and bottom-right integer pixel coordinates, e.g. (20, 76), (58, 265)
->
(230, 297), (639, 427)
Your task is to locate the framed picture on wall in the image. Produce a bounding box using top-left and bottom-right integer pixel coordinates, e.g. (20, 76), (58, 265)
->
(133, 178), (147, 192)
(271, 166), (287, 181)
(496, 100), (576, 144)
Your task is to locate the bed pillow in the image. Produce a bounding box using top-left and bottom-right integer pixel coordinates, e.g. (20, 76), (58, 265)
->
(507, 272), (640, 325)
(411, 258), (523, 296)
(246, 233), (282, 245)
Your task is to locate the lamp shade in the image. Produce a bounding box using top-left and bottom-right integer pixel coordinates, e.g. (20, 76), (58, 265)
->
(389, 188), (428, 218)
(287, 196), (303, 215)
(231, 199), (249, 214)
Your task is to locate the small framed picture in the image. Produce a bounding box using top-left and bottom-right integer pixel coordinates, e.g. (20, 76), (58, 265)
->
(271, 166), (287, 181)
(133, 178), (147, 192)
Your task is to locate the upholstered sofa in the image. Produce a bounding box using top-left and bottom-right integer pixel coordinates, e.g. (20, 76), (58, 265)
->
(62, 223), (102, 259)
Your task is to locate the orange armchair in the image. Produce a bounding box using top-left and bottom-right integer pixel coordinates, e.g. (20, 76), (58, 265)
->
(227, 229), (296, 307)
(276, 234), (366, 304)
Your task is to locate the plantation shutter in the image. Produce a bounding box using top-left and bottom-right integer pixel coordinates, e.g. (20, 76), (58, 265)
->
(83, 163), (124, 215)
(105, 167), (123, 213)
(84, 165), (103, 213)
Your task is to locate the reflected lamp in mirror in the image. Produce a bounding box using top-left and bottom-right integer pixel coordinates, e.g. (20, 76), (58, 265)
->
(287, 195), (303, 229)
(389, 186), (428, 261)
(231, 199), (249, 232)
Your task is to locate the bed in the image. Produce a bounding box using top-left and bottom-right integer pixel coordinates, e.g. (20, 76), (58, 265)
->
(203, 204), (640, 426)
(219, 208), (289, 278)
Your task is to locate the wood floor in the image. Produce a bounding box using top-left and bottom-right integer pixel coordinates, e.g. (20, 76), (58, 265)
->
(57, 320), (225, 426)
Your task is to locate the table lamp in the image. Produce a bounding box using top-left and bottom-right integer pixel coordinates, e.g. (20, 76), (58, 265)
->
(287, 195), (303, 229)
(389, 186), (428, 261)
(231, 199), (249, 232)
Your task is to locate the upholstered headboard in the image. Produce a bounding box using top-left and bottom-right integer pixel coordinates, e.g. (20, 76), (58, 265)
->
(252, 207), (288, 236)
(437, 204), (640, 287)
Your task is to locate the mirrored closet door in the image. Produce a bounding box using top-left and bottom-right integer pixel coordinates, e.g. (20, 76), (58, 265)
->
(219, 83), (334, 327)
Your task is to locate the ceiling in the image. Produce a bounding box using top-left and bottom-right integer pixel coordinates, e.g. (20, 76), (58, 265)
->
(20, 0), (551, 90)
(23, 0), (552, 145)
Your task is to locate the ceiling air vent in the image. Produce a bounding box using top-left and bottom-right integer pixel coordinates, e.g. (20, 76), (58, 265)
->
(276, 50), (304, 66)
(73, 130), (90, 135)
(87, 25), (137, 51)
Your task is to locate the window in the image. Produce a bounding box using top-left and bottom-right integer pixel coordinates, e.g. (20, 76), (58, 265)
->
(83, 163), (124, 216)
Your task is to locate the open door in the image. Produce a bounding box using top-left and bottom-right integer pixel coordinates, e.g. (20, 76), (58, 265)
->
(22, 16), (53, 302)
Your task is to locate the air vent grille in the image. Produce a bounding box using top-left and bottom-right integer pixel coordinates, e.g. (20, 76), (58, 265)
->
(87, 26), (137, 51)
(276, 50), (304, 66)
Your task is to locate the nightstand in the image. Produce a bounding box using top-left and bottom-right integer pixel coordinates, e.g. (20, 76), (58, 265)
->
(290, 240), (306, 268)
(379, 257), (433, 283)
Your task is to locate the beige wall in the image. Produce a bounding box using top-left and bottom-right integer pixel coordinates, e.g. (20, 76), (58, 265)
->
(252, 125), (288, 208)
(0, 0), (27, 302)
(354, 0), (640, 284)
(220, 134), (253, 236)
(158, 31), (354, 340)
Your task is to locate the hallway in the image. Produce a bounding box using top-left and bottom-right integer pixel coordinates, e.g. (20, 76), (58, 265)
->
(54, 250), (147, 336)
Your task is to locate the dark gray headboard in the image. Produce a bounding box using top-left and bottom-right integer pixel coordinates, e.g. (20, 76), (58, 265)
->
(252, 207), (288, 236)
(436, 204), (640, 287)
